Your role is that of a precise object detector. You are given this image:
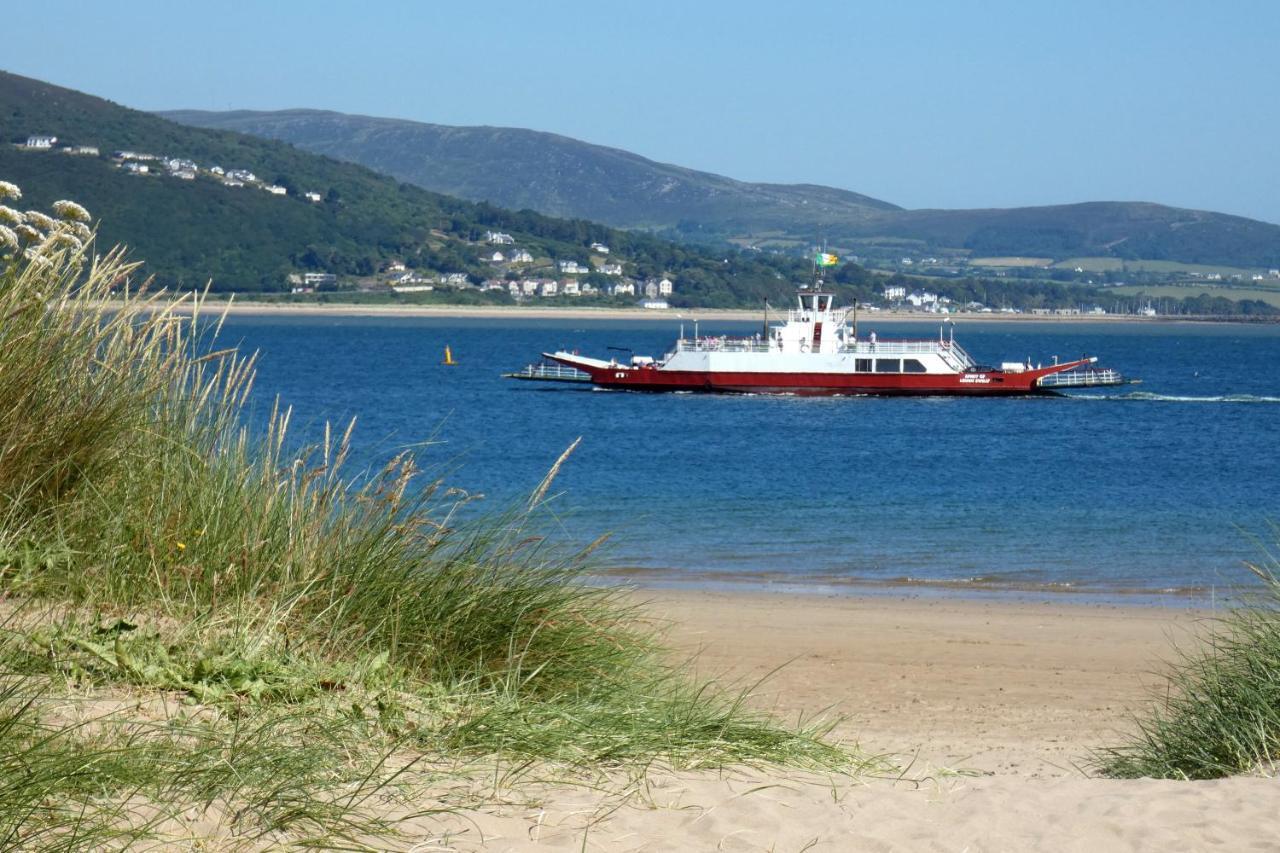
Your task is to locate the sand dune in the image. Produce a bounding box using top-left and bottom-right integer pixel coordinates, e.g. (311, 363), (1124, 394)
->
(395, 591), (1280, 851)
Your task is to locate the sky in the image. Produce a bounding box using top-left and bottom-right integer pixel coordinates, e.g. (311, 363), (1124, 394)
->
(6, 0), (1279, 222)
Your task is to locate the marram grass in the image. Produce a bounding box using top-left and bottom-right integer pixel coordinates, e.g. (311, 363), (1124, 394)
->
(1097, 548), (1280, 780)
(0, 184), (855, 845)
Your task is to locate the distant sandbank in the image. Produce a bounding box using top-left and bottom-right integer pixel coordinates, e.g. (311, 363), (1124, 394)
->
(112, 299), (1241, 324)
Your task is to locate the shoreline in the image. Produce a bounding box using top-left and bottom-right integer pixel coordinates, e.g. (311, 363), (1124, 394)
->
(109, 298), (1271, 324)
(638, 585), (1209, 776)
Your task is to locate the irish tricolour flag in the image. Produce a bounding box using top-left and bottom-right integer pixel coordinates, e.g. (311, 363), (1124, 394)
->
(815, 252), (838, 266)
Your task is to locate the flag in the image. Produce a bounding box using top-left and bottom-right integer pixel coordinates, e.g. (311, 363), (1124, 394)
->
(815, 252), (838, 266)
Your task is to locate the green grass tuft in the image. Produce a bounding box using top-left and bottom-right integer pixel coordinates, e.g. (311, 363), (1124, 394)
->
(1097, 550), (1280, 779)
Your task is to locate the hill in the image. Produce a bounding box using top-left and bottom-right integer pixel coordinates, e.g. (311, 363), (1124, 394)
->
(159, 109), (900, 233)
(162, 109), (1280, 269)
(0, 70), (816, 305)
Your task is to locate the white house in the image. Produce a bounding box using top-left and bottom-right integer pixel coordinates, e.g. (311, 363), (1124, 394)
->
(227, 169), (257, 183)
(303, 272), (337, 286)
(489, 251), (505, 262)
(223, 179), (244, 187)
(174, 170), (197, 181)
(1270, 269), (1280, 279)
(508, 281), (523, 297)
(485, 231), (515, 245)
(558, 260), (586, 274)
(905, 291), (939, 308)
(521, 279), (539, 296)
(24, 135), (57, 149)
(580, 282), (597, 295)
(590, 242), (610, 254)
(561, 280), (580, 295)
(658, 277), (673, 296)
(122, 162), (149, 174)
(510, 248), (534, 263)
(639, 298), (670, 310)
(63, 145), (98, 156)
(444, 273), (470, 286)
(209, 166), (225, 176)
(642, 281), (659, 298)
(304, 191), (322, 203)
(611, 282), (636, 296)
(540, 281), (558, 297)
(883, 285), (906, 301)
(385, 261), (407, 273)
(599, 262), (623, 276)
(900, 257), (914, 266)
(265, 184), (287, 196)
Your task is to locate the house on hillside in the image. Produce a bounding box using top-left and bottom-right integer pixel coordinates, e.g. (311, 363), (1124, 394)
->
(658, 277), (673, 296)
(611, 281), (635, 296)
(561, 280), (580, 296)
(122, 162), (149, 174)
(63, 145), (99, 156)
(264, 184), (287, 196)
(558, 260), (586, 274)
(304, 191), (322, 203)
(599, 262), (623, 276)
(510, 248), (534, 263)
(227, 169), (257, 183)
(883, 285), (906, 301)
(540, 281), (558, 297)
(24, 135), (57, 149)
(303, 273), (337, 287)
(209, 166), (225, 176)
(521, 279), (539, 296)
(590, 242), (610, 254)
(489, 251), (505, 263)
(485, 231), (515, 245)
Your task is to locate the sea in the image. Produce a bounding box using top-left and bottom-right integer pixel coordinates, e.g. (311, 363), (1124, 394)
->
(218, 314), (1280, 605)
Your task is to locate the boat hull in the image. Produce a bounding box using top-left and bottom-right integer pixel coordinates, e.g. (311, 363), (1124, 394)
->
(545, 353), (1096, 396)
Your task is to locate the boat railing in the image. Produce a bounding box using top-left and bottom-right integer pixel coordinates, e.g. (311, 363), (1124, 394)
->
(675, 337), (772, 353)
(1037, 368), (1125, 388)
(504, 362), (592, 382)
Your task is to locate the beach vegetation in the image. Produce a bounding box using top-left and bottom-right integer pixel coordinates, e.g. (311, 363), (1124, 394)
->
(1098, 555), (1280, 780)
(0, 183), (853, 844)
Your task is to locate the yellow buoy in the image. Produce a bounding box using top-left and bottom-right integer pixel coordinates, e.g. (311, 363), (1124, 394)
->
(442, 345), (457, 366)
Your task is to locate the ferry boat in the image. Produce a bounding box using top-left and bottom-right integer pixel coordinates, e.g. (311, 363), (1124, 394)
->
(542, 287), (1124, 396)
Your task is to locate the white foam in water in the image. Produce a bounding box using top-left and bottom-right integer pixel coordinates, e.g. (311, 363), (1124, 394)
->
(1068, 392), (1280, 403)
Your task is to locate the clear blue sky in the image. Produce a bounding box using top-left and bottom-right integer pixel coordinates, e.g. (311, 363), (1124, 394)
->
(6, 0), (1279, 222)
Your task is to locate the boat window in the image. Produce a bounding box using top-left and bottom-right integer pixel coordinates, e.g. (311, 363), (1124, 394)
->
(875, 359), (901, 373)
(800, 294), (814, 311)
(903, 359), (927, 373)
(855, 358), (872, 372)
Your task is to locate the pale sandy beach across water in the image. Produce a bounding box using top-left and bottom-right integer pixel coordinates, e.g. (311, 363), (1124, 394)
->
(131, 299), (1218, 324)
(405, 589), (1279, 851)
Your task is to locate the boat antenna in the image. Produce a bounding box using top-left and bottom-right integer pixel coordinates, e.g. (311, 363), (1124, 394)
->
(763, 299), (769, 340)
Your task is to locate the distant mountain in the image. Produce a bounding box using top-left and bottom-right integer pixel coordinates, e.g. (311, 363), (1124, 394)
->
(0, 70), (827, 305)
(163, 109), (1280, 268)
(158, 109), (900, 232)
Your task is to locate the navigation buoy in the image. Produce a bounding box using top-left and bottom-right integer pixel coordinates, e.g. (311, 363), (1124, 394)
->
(442, 345), (457, 366)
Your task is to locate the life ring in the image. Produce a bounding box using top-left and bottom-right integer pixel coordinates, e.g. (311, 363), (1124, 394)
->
(799, 342), (809, 353)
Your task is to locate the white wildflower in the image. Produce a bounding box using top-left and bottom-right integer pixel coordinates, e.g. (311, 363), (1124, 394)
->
(0, 206), (22, 227)
(15, 224), (42, 244)
(22, 247), (51, 268)
(24, 211), (55, 233)
(0, 181), (20, 201)
(60, 220), (92, 242)
(0, 224), (17, 251)
(52, 199), (91, 223)
(39, 231), (82, 253)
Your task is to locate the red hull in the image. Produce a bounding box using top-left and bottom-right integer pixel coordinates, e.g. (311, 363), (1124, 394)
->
(551, 357), (1095, 396)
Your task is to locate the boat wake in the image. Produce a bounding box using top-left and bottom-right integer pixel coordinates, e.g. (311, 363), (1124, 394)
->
(1067, 391), (1280, 404)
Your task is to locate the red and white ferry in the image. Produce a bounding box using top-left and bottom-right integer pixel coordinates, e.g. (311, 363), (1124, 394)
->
(543, 288), (1124, 396)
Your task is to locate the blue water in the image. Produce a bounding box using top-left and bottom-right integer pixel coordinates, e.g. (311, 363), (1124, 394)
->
(218, 315), (1280, 601)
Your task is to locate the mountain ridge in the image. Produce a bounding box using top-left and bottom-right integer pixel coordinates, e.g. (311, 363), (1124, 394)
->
(160, 108), (1280, 268)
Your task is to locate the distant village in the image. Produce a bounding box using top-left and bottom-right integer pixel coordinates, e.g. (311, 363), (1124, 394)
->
(17, 134), (677, 308)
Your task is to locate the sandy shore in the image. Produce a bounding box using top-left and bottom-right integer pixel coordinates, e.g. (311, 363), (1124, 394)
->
(403, 590), (1279, 851)
(125, 298), (1200, 324)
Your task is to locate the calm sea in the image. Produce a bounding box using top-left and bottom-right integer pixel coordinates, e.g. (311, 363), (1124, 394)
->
(219, 314), (1280, 604)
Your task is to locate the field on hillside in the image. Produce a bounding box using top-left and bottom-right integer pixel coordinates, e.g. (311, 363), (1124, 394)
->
(1106, 284), (1280, 308)
(969, 257), (1053, 267)
(1055, 257), (1268, 277)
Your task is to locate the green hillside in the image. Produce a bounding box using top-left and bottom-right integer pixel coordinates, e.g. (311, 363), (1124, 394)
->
(0, 70), (816, 304)
(163, 108), (1280, 269)
(159, 109), (900, 233)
